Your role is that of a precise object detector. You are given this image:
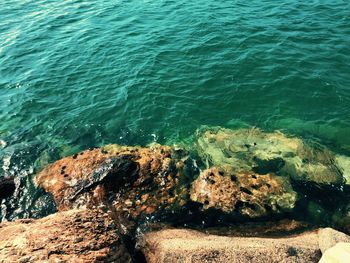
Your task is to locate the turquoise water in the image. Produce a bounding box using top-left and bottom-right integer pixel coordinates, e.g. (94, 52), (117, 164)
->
(0, 0), (350, 219)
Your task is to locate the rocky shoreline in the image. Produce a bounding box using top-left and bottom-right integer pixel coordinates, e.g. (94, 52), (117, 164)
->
(1, 127), (350, 262)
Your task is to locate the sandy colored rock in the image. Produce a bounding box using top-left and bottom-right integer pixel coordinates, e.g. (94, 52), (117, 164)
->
(140, 228), (322, 263)
(336, 154), (350, 185)
(0, 209), (131, 262)
(319, 242), (350, 263)
(190, 167), (297, 217)
(195, 127), (345, 185)
(318, 227), (350, 253)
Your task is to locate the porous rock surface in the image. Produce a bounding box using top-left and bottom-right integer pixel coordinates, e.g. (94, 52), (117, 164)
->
(140, 228), (323, 263)
(0, 209), (131, 262)
(34, 144), (192, 221)
(196, 127), (346, 185)
(190, 167), (297, 217)
(27, 127), (350, 262)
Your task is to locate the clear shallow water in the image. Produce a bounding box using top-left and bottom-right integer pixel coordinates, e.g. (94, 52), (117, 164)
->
(0, 0), (350, 219)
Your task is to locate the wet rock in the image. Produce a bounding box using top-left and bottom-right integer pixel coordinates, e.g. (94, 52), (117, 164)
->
(196, 127), (345, 185)
(140, 228), (323, 263)
(196, 127), (303, 171)
(0, 176), (15, 199)
(0, 209), (131, 262)
(190, 167), (297, 217)
(34, 144), (193, 220)
(335, 154), (350, 185)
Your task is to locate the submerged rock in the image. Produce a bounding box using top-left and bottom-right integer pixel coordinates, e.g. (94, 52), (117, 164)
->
(0, 209), (131, 262)
(335, 154), (350, 185)
(196, 127), (345, 185)
(190, 167), (297, 217)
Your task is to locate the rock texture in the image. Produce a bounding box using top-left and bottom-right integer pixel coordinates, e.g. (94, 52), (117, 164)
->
(318, 228), (350, 253)
(140, 227), (350, 263)
(27, 127), (350, 262)
(190, 167), (297, 217)
(319, 242), (350, 263)
(34, 144), (193, 221)
(140, 228), (323, 263)
(0, 209), (131, 262)
(196, 127), (346, 185)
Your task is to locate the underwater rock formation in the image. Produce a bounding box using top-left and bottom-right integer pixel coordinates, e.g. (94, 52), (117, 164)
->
(0, 209), (131, 262)
(195, 127), (345, 185)
(190, 167), (297, 217)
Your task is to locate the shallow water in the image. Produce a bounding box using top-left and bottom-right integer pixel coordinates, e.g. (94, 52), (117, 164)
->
(0, 0), (350, 220)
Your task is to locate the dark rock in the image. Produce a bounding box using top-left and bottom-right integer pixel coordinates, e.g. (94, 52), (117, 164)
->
(0, 176), (15, 199)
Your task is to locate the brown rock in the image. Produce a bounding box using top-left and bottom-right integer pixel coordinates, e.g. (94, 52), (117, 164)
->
(190, 167), (297, 217)
(0, 209), (131, 262)
(140, 228), (322, 263)
(34, 144), (191, 220)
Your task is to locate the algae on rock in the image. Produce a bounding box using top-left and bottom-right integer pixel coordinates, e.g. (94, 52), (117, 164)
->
(195, 127), (345, 185)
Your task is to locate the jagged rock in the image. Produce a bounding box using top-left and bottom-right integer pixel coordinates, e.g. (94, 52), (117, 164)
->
(34, 144), (193, 221)
(190, 167), (297, 217)
(196, 127), (345, 185)
(140, 228), (323, 263)
(0, 209), (131, 262)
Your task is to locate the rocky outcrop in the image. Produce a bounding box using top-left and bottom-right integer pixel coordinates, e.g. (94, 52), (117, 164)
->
(27, 127), (350, 262)
(33, 128), (350, 231)
(140, 228), (323, 263)
(190, 167), (297, 217)
(140, 228), (350, 263)
(34, 144), (193, 222)
(0, 209), (131, 262)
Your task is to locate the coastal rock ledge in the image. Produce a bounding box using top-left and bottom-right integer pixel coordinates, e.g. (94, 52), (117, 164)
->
(0, 209), (131, 262)
(0, 212), (349, 263)
(140, 228), (350, 263)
